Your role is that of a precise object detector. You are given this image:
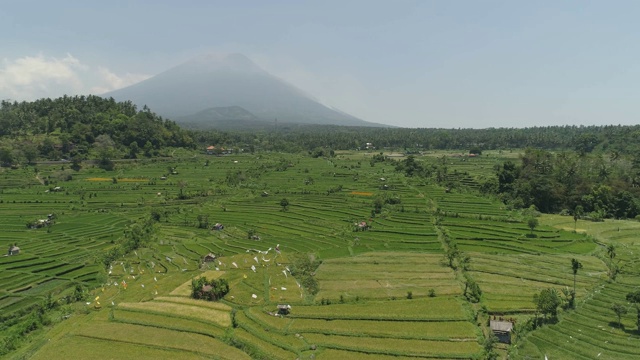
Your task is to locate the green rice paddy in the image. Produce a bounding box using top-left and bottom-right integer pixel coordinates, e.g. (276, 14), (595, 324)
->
(1, 151), (638, 359)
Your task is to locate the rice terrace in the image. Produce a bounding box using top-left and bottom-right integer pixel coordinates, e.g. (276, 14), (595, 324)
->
(1, 145), (639, 360)
(2, 98), (640, 360)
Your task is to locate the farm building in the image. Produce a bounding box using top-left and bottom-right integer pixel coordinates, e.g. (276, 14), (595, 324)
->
(490, 320), (513, 344)
(29, 216), (53, 229)
(212, 223), (224, 230)
(203, 253), (217, 262)
(206, 146), (231, 155)
(355, 221), (369, 231)
(277, 304), (291, 315)
(8, 245), (20, 256)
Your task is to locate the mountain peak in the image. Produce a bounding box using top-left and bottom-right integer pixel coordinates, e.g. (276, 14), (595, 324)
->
(104, 53), (384, 127)
(181, 52), (264, 74)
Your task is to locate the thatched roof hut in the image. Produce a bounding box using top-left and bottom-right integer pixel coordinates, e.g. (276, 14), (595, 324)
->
(490, 320), (513, 344)
(277, 304), (291, 315)
(8, 245), (20, 256)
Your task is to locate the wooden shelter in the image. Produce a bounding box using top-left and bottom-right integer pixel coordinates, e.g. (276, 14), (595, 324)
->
(212, 223), (224, 230)
(277, 304), (291, 315)
(8, 245), (20, 256)
(490, 320), (513, 344)
(203, 253), (217, 262)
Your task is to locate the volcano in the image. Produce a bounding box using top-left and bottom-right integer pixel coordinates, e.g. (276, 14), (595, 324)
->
(104, 53), (382, 127)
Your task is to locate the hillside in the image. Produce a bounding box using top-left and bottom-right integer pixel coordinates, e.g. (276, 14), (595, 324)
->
(175, 106), (271, 130)
(2, 150), (639, 359)
(104, 53), (383, 128)
(0, 96), (195, 165)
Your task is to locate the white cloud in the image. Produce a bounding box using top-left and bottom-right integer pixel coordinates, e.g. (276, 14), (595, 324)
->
(90, 67), (150, 95)
(0, 54), (84, 100)
(0, 54), (149, 101)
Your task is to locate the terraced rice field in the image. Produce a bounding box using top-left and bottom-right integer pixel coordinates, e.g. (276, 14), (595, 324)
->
(3, 151), (639, 359)
(314, 252), (459, 300)
(469, 253), (608, 313)
(506, 215), (640, 359)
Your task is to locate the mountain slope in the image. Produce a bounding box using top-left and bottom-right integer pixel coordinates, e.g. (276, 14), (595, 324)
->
(104, 53), (382, 127)
(175, 106), (271, 130)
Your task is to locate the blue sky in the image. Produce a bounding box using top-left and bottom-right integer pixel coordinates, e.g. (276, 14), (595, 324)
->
(2, 0), (639, 128)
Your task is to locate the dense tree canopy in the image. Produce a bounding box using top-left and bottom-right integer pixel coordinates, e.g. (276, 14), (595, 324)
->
(491, 148), (640, 219)
(0, 95), (194, 163)
(191, 277), (230, 301)
(534, 288), (561, 321)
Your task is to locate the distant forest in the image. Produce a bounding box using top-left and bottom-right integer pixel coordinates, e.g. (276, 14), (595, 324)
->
(0, 95), (195, 165)
(193, 123), (640, 156)
(2, 95), (639, 159)
(2, 96), (640, 220)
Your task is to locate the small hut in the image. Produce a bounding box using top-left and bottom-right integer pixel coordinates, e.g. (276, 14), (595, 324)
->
(203, 253), (217, 262)
(277, 304), (291, 315)
(212, 223), (224, 230)
(355, 221), (369, 231)
(8, 245), (20, 256)
(490, 320), (513, 344)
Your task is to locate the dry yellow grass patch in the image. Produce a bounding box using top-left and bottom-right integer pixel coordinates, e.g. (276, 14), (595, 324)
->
(87, 177), (148, 182)
(154, 296), (231, 311)
(30, 335), (221, 360)
(118, 301), (231, 327)
(68, 322), (247, 359)
(351, 191), (374, 196)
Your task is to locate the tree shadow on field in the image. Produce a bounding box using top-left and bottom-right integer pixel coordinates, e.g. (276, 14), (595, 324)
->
(608, 321), (640, 336)
(607, 321), (624, 330)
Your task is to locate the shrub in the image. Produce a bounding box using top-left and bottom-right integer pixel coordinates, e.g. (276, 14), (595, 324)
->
(191, 277), (230, 301)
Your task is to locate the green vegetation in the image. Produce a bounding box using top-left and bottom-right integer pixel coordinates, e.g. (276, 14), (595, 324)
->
(0, 95), (194, 165)
(1, 97), (640, 359)
(533, 288), (561, 322)
(191, 277), (230, 301)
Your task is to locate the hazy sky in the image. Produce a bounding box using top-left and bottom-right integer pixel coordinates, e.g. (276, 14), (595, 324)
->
(2, 0), (639, 128)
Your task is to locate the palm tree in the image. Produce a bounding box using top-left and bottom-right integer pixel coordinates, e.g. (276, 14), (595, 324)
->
(611, 303), (627, 328)
(573, 205), (583, 231)
(606, 244), (616, 262)
(527, 217), (539, 235)
(280, 198), (289, 211)
(571, 258), (583, 308)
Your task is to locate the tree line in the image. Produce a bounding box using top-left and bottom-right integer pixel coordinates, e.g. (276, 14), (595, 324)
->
(487, 148), (640, 219)
(193, 123), (640, 156)
(5, 96), (640, 163)
(3, 96), (640, 219)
